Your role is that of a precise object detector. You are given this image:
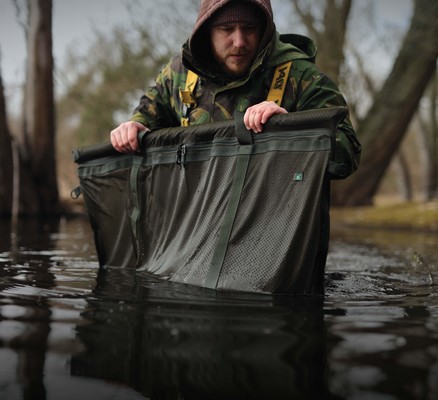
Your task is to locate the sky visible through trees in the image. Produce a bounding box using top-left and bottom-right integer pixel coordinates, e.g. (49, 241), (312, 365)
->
(0, 0), (412, 115)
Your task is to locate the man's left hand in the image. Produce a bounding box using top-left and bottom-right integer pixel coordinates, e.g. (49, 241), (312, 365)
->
(244, 101), (287, 133)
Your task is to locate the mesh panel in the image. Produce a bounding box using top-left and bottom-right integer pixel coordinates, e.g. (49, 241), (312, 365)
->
(217, 149), (330, 294)
(136, 156), (236, 287)
(76, 108), (346, 295)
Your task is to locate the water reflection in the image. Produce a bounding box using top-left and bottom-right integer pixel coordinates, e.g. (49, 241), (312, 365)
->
(1, 218), (57, 400)
(325, 297), (438, 400)
(72, 268), (331, 399)
(326, 227), (438, 400)
(0, 218), (437, 399)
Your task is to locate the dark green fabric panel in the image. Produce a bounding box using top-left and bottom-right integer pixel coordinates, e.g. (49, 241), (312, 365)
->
(74, 108), (347, 294)
(205, 152), (251, 289)
(78, 129), (332, 178)
(79, 168), (136, 268)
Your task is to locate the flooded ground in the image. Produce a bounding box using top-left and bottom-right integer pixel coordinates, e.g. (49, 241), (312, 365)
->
(0, 216), (437, 400)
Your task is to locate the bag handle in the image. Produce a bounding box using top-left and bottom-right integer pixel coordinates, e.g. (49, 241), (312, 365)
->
(234, 110), (253, 145)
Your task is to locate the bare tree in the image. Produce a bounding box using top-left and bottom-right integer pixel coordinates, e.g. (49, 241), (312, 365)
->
(18, 0), (59, 215)
(417, 72), (438, 201)
(289, 0), (352, 85)
(394, 151), (413, 201)
(332, 0), (438, 206)
(0, 63), (13, 215)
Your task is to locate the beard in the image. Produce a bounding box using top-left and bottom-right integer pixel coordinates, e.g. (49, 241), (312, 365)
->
(216, 49), (255, 78)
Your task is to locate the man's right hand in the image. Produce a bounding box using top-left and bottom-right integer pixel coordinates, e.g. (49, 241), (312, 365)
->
(110, 121), (148, 153)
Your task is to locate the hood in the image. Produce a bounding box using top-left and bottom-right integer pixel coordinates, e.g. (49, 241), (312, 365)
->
(183, 0), (276, 80)
(271, 33), (317, 66)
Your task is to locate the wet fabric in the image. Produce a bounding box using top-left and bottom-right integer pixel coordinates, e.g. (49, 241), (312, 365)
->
(74, 107), (347, 295)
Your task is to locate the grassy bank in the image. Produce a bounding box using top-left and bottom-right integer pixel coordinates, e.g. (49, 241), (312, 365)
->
(331, 200), (438, 232)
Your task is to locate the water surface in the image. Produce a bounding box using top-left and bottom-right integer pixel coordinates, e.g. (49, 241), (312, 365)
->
(0, 217), (437, 399)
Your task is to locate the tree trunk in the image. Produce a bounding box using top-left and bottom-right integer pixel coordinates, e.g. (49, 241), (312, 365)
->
(318, 0), (352, 85)
(426, 71), (438, 200)
(331, 0), (438, 206)
(0, 67), (13, 215)
(394, 151), (413, 201)
(416, 74), (438, 202)
(20, 0), (59, 215)
(289, 0), (352, 85)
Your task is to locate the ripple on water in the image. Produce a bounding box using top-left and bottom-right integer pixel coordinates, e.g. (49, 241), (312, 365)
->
(1, 218), (438, 400)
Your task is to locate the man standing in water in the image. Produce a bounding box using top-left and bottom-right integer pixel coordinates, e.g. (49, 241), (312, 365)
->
(110, 0), (361, 292)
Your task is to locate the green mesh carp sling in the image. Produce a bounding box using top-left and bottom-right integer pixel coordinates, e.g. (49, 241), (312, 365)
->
(73, 107), (348, 295)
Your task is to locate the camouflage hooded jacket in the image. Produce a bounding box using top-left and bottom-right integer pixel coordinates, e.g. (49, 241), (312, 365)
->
(131, 0), (361, 178)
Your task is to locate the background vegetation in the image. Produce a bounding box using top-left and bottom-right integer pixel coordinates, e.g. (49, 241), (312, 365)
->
(0, 0), (437, 223)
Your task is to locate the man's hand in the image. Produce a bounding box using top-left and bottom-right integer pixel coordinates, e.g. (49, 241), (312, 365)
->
(244, 101), (287, 133)
(110, 121), (148, 153)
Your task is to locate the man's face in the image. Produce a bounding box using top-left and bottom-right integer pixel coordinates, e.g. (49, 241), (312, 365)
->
(210, 22), (262, 78)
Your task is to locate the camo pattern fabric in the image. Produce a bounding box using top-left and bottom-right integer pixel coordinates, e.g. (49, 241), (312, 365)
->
(130, 0), (361, 178)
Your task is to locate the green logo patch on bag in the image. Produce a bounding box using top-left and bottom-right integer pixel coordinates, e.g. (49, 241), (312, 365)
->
(293, 172), (304, 181)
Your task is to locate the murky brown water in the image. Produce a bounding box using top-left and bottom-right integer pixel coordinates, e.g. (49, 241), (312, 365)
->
(0, 217), (437, 399)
